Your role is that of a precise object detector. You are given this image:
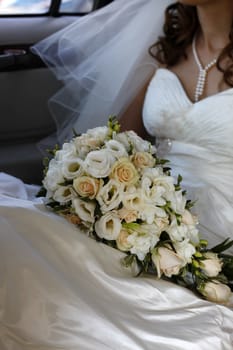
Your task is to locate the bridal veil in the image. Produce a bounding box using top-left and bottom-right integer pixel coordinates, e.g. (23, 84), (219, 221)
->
(32, 0), (172, 148)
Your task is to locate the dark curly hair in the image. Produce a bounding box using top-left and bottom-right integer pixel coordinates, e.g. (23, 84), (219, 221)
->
(149, 2), (233, 87)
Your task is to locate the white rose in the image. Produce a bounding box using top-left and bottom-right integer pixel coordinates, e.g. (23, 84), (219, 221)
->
(140, 204), (167, 224)
(105, 140), (128, 158)
(86, 126), (109, 140)
(200, 281), (232, 304)
(173, 239), (196, 264)
(55, 142), (77, 161)
(43, 159), (64, 192)
(122, 188), (145, 211)
(127, 232), (153, 261)
(113, 132), (131, 152)
(201, 252), (223, 277)
(167, 217), (198, 244)
(126, 223), (160, 261)
(74, 128), (108, 158)
(138, 223), (161, 247)
(74, 135), (96, 158)
(95, 212), (122, 240)
(164, 190), (186, 215)
(53, 185), (74, 204)
(186, 225), (200, 245)
(139, 204), (157, 225)
(126, 130), (156, 153)
(83, 149), (115, 178)
(166, 217), (187, 242)
(61, 158), (84, 179)
(152, 246), (184, 278)
(141, 168), (174, 206)
(96, 179), (124, 213)
(72, 198), (95, 223)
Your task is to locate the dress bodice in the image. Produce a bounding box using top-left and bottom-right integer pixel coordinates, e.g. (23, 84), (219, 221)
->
(143, 68), (233, 249)
(143, 68), (233, 158)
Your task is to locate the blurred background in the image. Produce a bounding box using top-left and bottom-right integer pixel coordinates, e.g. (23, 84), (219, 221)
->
(0, 0), (94, 14)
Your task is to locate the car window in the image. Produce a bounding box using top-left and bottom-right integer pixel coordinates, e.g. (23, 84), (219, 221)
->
(0, 0), (95, 15)
(60, 0), (94, 13)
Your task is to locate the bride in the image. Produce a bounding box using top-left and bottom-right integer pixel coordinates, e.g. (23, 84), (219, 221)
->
(0, 0), (233, 349)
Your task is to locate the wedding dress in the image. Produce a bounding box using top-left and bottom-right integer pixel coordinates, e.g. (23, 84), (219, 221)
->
(1, 68), (233, 350)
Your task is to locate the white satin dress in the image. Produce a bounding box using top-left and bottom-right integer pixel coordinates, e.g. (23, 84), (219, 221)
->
(0, 68), (233, 350)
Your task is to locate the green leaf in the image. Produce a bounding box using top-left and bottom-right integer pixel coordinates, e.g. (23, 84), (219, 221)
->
(121, 254), (136, 268)
(36, 186), (47, 198)
(220, 254), (233, 281)
(107, 115), (121, 137)
(156, 158), (170, 165)
(211, 238), (233, 253)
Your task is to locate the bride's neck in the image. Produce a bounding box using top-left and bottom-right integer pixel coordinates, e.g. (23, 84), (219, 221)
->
(197, 2), (233, 53)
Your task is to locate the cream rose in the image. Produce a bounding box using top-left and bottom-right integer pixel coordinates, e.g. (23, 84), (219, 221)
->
(131, 152), (155, 169)
(116, 228), (132, 251)
(201, 252), (223, 277)
(154, 216), (169, 231)
(181, 210), (198, 226)
(118, 207), (139, 223)
(95, 212), (122, 240)
(72, 198), (95, 223)
(110, 157), (139, 186)
(152, 246), (184, 278)
(73, 176), (102, 199)
(83, 149), (115, 178)
(200, 281), (232, 304)
(96, 179), (124, 213)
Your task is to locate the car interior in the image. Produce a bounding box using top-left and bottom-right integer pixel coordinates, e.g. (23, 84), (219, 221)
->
(0, 0), (113, 184)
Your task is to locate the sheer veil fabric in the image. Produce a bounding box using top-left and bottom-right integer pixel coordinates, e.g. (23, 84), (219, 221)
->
(32, 0), (172, 149)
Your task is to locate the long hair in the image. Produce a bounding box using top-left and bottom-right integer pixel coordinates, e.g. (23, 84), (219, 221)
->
(149, 2), (233, 87)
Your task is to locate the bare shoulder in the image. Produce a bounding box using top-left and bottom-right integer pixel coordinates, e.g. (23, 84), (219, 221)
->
(119, 69), (157, 138)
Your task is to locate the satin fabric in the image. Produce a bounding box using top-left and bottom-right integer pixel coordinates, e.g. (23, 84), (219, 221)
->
(0, 174), (233, 350)
(1, 69), (233, 348)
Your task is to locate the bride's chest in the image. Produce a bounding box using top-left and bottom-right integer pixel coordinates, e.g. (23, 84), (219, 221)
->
(143, 69), (233, 152)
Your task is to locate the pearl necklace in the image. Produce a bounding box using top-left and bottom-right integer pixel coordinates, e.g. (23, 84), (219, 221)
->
(192, 36), (217, 102)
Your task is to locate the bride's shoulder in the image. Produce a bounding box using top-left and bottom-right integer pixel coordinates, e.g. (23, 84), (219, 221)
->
(146, 65), (168, 88)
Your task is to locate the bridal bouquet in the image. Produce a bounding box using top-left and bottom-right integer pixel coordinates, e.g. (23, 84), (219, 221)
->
(40, 118), (233, 305)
